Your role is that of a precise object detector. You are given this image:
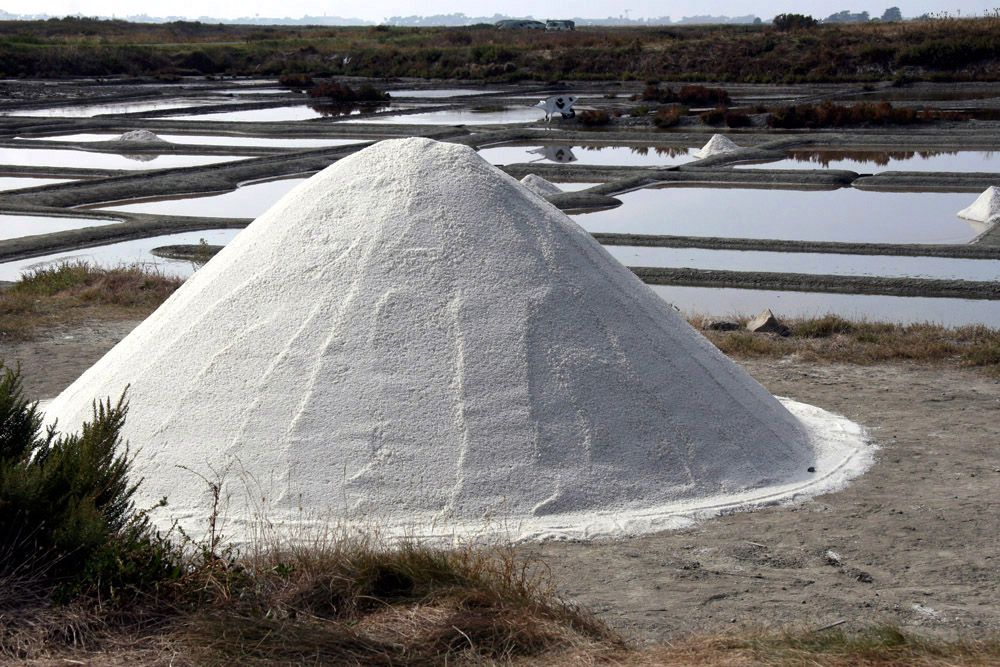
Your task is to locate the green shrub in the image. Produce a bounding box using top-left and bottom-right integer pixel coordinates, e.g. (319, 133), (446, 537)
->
(772, 13), (818, 31)
(0, 364), (180, 597)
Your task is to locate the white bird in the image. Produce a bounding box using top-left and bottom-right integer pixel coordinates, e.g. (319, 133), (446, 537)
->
(534, 95), (578, 123)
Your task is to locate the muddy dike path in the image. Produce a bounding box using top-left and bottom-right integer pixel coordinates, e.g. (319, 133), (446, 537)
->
(5, 321), (999, 643)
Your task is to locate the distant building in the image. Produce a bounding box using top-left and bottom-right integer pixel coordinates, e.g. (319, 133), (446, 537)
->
(495, 19), (546, 29)
(545, 19), (575, 31)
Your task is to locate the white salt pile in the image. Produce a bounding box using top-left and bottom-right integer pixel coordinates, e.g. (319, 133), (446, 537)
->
(957, 186), (1000, 224)
(45, 137), (870, 541)
(694, 133), (740, 159)
(520, 173), (562, 196)
(117, 129), (168, 143)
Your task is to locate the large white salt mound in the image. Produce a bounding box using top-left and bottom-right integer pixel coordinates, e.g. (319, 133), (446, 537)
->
(957, 186), (1000, 224)
(694, 133), (740, 159)
(45, 137), (869, 541)
(520, 174), (562, 196)
(117, 129), (168, 143)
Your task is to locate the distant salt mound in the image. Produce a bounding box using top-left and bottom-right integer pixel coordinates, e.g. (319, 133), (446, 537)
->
(520, 174), (562, 196)
(694, 134), (740, 159)
(957, 186), (1000, 224)
(117, 129), (168, 144)
(45, 138), (869, 541)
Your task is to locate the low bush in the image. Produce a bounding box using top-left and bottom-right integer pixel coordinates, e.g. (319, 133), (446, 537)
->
(577, 109), (611, 126)
(653, 104), (687, 127)
(0, 364), (180, 599)
(639, 84), (730, 106)
(308, 80), (390, 102)
(278, 72), (314, 88)
(767, 101), (923, 128)
(724, 109), (752, 127)
(699, 104), (728, 125)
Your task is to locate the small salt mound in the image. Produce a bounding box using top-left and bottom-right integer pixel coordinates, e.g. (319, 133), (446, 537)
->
(694, 134), (740, 159)
(520, 174), (562, 196)
(117, 129), (168, 144)
(45, 137), (869, 541)
(957, 186), (1000, 223)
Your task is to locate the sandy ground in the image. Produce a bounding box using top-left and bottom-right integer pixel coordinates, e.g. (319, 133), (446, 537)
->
(3, 320), (998, 643)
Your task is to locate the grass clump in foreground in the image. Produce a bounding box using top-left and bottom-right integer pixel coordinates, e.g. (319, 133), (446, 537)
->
(693, 314), (1000, 374)
(0, 261), (182, 340)
(0, 363), (617, 664)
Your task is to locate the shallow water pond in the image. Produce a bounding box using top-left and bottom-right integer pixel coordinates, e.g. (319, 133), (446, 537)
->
(98, 178), (308, 218)
(19, 132), (366, 149)
(2, 98), (229, 117)
(389, 88), (495, 98)
(342, 106), (545, 125)
(480, 144), (697, 166)
(0, 214), (116, 241)
(738, 150), (1000, 173)
(0, 147), (248, 170)
(650, 284), (1000, 328)
(573, 187), (981, 244)
(0, 229), (241, 280)
(605, 245), (1000, 282)
(162, 103), (416, 123)
(0, 176), (71, 191)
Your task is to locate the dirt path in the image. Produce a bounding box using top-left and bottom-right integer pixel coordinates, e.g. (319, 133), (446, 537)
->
(3, 321), (998, 642)
(535, 360), (1000, 642)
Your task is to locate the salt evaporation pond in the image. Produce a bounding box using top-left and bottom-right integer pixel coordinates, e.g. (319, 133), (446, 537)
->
(342, 107), (545, 125)
(98, 177), (307, 217)
(0, 229), (240, 280)
(574, 187), (980, 244)
(162, 104), (414, 122)
(19, 133), (366, 149)
(606, 246), (1000, 282)
(479, 144), (697, 166)
(740, 150), (1000, 173)
(0, 214), (115, 240)
(651, 284), (1000, 328)
(0, 176), (71, 190)
(0, 147), (248, 170)
(389, 88), (494, 98)
(2, 98), (228, 117)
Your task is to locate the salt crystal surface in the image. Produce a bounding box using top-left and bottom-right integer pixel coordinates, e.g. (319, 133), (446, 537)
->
(44, 138), (869, 541)
(957, 186), (1000, 224)
(694, 134), (740, 159)
(520, 173), (562, 196)
(117, 129), (168, 143)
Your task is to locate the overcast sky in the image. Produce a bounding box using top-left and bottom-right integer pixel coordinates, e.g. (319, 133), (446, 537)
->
(6, 1), (996, 21)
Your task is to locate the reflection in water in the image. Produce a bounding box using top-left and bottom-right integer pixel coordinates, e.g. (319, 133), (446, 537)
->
(528, 146), (577, 163)
(740, 149), (1000, 173)
(608, 145), (691, 158)
(480, 143), (695, 167)
(119, 152), (157, 162)
(786, 149), (954, 167)
(308, 102), (392, 117)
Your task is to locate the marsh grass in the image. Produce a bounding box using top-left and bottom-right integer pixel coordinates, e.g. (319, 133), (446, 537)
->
(692, 314), (1000, 373)
(0, 261), (182, 340)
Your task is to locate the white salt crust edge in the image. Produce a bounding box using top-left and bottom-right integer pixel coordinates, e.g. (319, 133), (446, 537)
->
(159, 397), (873, 545)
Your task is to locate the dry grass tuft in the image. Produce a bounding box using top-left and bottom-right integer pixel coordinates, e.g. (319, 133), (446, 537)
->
(0, 261), (182, 341)
(690, 314), (1000, 375)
